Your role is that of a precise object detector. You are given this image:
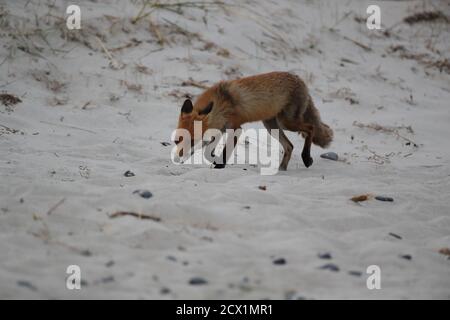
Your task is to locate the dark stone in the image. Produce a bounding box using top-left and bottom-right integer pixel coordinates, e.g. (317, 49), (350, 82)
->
(133, 190), (153, 199)
(320, 152), (338, 161)
(124, 170), (135, 177)
(105, 260), (115, 267)
(348, 270), (362, 277)
(160, 142), (171, 146)
(17, 280), (37, 291)
(319, 263), (340, 272)
(399, 254), (412, 260)
(273, 258), (286, 265)
(318, 252), (332, 260)
(375, 196), (394, 202)
(189, 277), (208, 285)
(160, 287), (171, 294)
(80, 249), (92, 257)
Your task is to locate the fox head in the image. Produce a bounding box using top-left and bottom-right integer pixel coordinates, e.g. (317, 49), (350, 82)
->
(174, 97), (214, 158)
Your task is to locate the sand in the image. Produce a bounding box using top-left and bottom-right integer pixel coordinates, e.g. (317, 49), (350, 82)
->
(0, 0), (449, 299)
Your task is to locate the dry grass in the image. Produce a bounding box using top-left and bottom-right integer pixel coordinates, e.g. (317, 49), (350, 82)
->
(388, 45), (450, 74)
(351, 194), (373, 203)
(0, 93), (22, 107)
(404, 11), (448, 25)
(131, 0), (227, 24)
(353, 121), (418, 147)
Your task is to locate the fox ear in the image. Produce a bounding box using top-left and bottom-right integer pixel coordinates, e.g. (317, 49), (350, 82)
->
(199, 102), (213, 115)
(181, 99), (193, 114)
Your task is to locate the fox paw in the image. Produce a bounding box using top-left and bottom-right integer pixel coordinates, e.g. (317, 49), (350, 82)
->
(302, 154), (313, 168)
(213, 163), (226, 169)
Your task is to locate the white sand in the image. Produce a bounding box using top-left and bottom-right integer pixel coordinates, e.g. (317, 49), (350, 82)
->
(0, 0), (449, 299)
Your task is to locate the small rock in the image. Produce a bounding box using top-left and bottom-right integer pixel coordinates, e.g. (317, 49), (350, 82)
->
(160, 287), (171, 294)
(80, 249), (92, 257)
(161, 142), (171, 146)
(348, 270), (362, 277)
(105, 260), (115, 267)
(273, 258), (286, 265)
(189, 277), (208, 285)
(124, 170), (135, 177)
(17, 280), (37, 291)
(375, 195), (394, 202)
(318, 252), (332, 260)
(258, 185), (267, 191)
(320, 152), (338, 161)
(133, 190), (153, 199)
(166, 255), (177, 262)
(319, 263), (340, 272)
(399, 254), (412, 260)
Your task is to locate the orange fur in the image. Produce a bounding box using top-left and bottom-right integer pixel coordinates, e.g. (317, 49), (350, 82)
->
(175, 71), (333, 169)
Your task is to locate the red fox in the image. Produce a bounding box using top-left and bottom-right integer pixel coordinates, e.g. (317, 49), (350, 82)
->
(175, 71), (333, 170)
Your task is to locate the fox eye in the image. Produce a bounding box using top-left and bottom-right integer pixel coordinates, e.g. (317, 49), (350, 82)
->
(199, 102), (213, 115)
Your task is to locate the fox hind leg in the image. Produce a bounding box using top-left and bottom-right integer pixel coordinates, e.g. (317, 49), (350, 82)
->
(298, 123), (314, 168)
(263, 118), (293, 171)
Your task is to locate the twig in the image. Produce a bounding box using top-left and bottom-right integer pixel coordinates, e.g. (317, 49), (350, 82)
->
(47, 198), (66, 215)
(181, 78), (209, 89)
(95, 36), (125, 70)
(353, 121), (418, 147)
(40, 121), (97, 134)
(108, 211), (161, 222)
(343, 36), (372, 52)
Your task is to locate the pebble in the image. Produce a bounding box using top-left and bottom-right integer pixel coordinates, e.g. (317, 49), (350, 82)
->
(80, 249), (92, 257)
(105, 260), (115, 267)
(399, 254), (412, 260)
(124, 170), (135, 177)
(166, 255), (177, 262)
(320, 152), (338, 161)
(17, 280), (37, 292)
(319, 263), (340, 272)
(348, 270), (362, 277)
(375, 196), (394, 202)
(189, 277), (208, 285)
(133, 190), (153, 199)
(272, 258), (287, 265)
(160, 142), (171, 146)
(160, 287), (171, 295)
(318, 252), (332, 260)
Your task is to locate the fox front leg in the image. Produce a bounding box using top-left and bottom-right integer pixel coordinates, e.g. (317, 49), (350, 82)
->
(213, 125), (241, 169)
